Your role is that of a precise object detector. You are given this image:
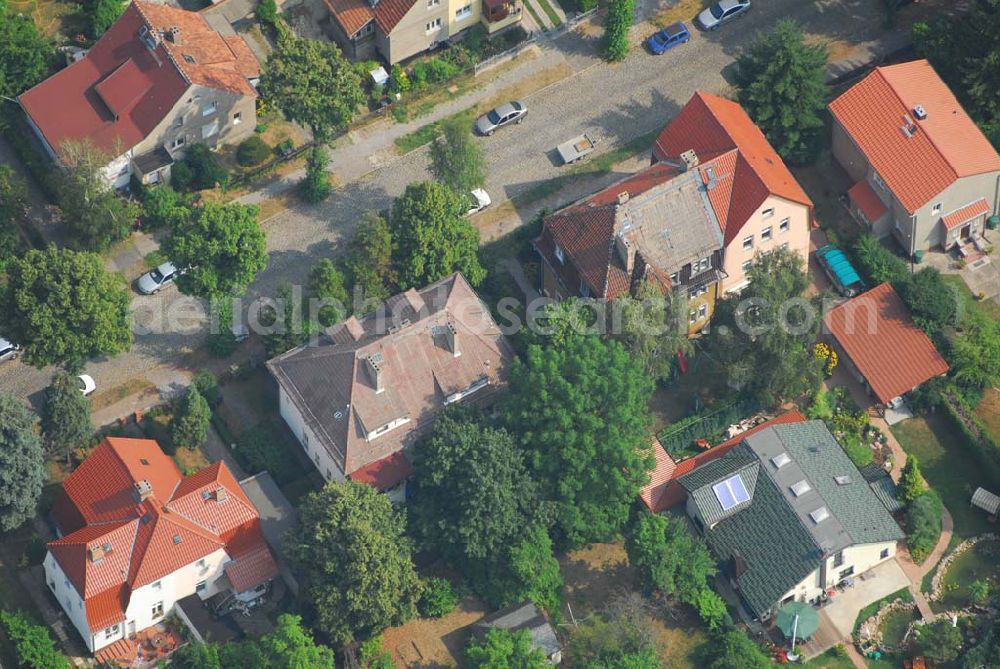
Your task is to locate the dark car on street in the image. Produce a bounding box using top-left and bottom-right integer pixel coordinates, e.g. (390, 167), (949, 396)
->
(647, 22), (690, 54)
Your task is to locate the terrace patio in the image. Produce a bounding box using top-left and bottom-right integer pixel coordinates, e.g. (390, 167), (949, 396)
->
(94, 623), (185, 668)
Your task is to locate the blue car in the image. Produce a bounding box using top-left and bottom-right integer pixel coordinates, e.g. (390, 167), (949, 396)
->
(647, 22), (690, 54)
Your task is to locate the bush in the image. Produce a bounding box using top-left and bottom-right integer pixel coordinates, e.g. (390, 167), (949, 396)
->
(235, 422), (298, 484)
(237, 136), (272, 166)
(853, 235), (909, 285)
(173, 144), (228, 191)
(142, 186), (189, 229)
(299, 145), (332, 203)
(905, 491), (943, 562)
(0, 610), (70, 669)
(171, 386), (211, 450)
(419, 577), (459, 618)
(604, 0), (634, 61)
(258, 0), (278, 28)
(192, 370), (222, 407)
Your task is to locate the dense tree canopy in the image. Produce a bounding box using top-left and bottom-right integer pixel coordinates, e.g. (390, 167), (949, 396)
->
(918, 619), (963, 663)
(0, 247), (132, 368)
(914, 0), (1000, 146)
(289, 481), (421, 645)
(853, 235), (909, 285)
(344, 211), (395, 304)
(704, 248), (822, 404)
(610, 279), (690, 383)
(172, 385), (211, 450)
(308, 258), (349, 326)
(568, 592), (662, 669)
(0, 0), (51, 108)
(57, 140), (141, 252)
(0, 394), (45, 532)
(164, 202), (267, 298)
(625, 511), (716, 603)
(696, 630), (770, 669)
(952, 308), (1000, 390)
(170, 614), (333, 669)
(259, 35), (364, 141)
(502, 335), (655, 547)
(0, 610), (69, 669)
(0, 166), (26, 272)
(465, 629), (549, 669)
(736, 19), (827, 164)
(411, 410), (540, 564)
(88, 0), (125, 37)
(896, 267), (957, 334)
(429, 116), (486, 195)
(478, 524), (564, 616)
(390, 181), (486, 289)
(42, 371), (92, 464)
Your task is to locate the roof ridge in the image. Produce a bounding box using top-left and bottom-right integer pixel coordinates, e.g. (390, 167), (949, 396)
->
(874, 63), (957, 183)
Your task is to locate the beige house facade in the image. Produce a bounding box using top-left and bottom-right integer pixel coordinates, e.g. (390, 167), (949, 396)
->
(830, 60), (1000, 255)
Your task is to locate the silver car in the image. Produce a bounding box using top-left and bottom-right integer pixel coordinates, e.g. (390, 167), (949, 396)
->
(0, 338), (19, 363)
(475, 101), (527, 136)
(697, 0), (750, 30)
(137, 262), (179, 295)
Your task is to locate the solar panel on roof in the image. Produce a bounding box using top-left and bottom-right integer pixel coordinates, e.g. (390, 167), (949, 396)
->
(713, 474), (750, 511)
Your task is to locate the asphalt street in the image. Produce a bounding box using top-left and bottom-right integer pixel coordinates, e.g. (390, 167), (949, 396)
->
(0, 0), (903, 407)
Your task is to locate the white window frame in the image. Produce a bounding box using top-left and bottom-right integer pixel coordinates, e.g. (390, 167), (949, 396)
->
(689, 310), (697, 324)
(202, 120), (220, 138)
(761, 226), (772, 242)
(455, 3), (472, 18)
(872, 171), (886, 192)
(698, 303), (707, 319)
(152, 601), (164, 619)
(554, 244), (565, 264)
(932, 202), (942, 216)
(742, 235), (754, 250)
(201, 101), (217, 117)
(779, 217), (790, 233)
(741, 260), (752, 273)
(233, 111), (242, 125)
(425, 17), (441, 31)
(195, 580), (207, 593)
(427, 0), (440, 7)
(170, 136), (185, 149)
(762, 208), (774, 220)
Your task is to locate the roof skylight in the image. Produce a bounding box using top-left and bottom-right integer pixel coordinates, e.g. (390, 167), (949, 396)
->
(790, 480), (811, 497)
(809, 507), (830, 524)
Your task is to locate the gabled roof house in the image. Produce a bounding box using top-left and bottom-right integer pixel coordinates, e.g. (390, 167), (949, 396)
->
(267, 272), (514, 499)
(824, 282), (949, 408)
(829, 59), (1000, 254)
(677, 421), (903, 620)
(45, 438), (278, 655)
(19, 1), (260, 188)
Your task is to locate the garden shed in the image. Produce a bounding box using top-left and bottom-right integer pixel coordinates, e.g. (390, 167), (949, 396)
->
(971, 487), (1000, 516)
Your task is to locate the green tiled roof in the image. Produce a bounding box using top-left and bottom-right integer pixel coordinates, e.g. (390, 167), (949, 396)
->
(869, 478), (904, 514)
(678, 447), (756, 492)
(688, 462), (760, 527)
(699, 447), (822, 618)
(770, 422), (904, 546)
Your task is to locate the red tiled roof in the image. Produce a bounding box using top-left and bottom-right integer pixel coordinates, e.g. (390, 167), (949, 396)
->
(19, 1), (257, 159)
(848, 180), (888, 223)
(224, 541), (279, 593)
(349, 450), (413, 491)
(825, 283), (949, 404)
(639, 410), (807, 513)
(323, 0), (416, 36)
(942, 198), (990, 230)
(829, 60), (1000, 214)
(653, 91), (812, 244)
(48, 437), (275, 632)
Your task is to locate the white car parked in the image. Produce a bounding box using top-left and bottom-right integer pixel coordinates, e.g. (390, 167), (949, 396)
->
(77, 374), (97, 396)
(137, 262), (180, 295)
(466, 189), (492, 216)
(0, 338), (19, 363)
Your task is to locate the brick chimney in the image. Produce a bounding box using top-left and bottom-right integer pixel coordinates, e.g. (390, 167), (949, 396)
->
(88, 545), (105, 563)
(168, 26), (182, 45)
(444, 321), (459, 357)
(680, 149), (699, 172)
(133, 479), (153, 502)
(365, 353), (384, 394)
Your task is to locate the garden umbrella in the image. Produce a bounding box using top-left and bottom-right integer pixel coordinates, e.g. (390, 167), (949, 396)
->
(776, 602), (819, 641)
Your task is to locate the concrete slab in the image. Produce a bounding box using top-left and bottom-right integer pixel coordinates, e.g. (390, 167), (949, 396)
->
(884, 402), (913, 426)
(823, 559), (910, 639)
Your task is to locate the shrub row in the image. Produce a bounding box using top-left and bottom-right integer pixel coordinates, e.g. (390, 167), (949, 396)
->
(656, 396), (762, 458)
(940, 388), (1000, 487)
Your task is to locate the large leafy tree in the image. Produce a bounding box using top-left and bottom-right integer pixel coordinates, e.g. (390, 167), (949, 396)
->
(429, 116), (486, 195)
(163, 202), (267, 299)
(169, 614), (331, 669)
(390, 181), (486, 289)
(0, 0), (51, 109)
(502, 335), (655, 548)
(0, 394), (45, 532)
(288, 481), (421, 646)
(914, 0), (1000, 145)
(0, 166), (26, 272)
(952, 309), (1000, 390)
(697, 630), (770, 669)
(42, 371), (92, 464)
(918, 619), (963, 663)
(735, 19), (828, 164)
(411, 410), (540, 565)
(704, 247), (822, 404)
(896, 266), (957, 335)
(0, 247), (132, 368)
(57, 140), (142, 252)
(172, 385), (211, 450)
(0, 610), (70, 669)
(308, 258), (349, 326)
(344, 211), (395, 304)
(610, 279), (690, 383)
(465, 629), (549, 669)
(625, 511), (716, 603)
(478, 524), (564, 616)
(258, 35), (364, 142)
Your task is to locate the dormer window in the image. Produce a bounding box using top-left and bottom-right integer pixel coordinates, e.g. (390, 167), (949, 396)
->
(554, 244), (565, 264)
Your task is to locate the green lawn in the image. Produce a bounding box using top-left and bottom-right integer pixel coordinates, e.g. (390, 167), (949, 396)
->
(393, 109), (475, 153)
(523, 0), (546, 28)
(534, 0), (562, 26)
(891, 413), (996, 544)
(942, 274), (1000, 321)
(801, 648), (854, 669)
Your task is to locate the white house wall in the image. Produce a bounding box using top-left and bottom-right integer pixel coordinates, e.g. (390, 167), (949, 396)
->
(43, 552), (95, 652)
(776, 540), (898, 609)
(279, 386), (347, 483)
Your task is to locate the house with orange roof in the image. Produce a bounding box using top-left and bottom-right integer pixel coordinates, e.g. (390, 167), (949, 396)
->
(652, 92), (814, 294)
(824, 282), (949, 408)
(829, 59), (1000, 254)
(18, 1), (260, 189)
(323, 0), (521, 65)
(534, 92), (813, 331)
(44, 437), (278, 655)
